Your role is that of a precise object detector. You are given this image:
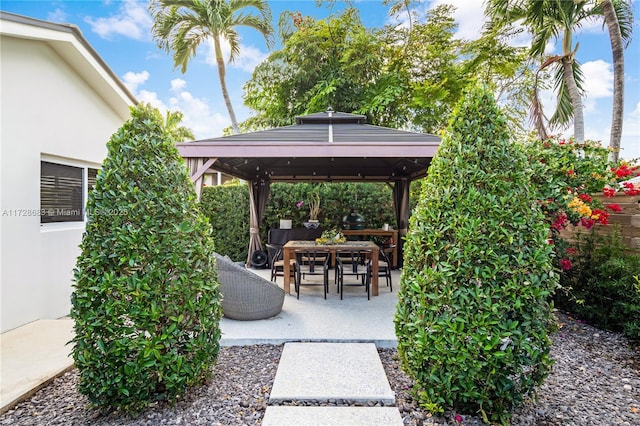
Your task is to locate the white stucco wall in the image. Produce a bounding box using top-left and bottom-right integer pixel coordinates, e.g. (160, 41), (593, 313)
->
(1, 33), (132, 332)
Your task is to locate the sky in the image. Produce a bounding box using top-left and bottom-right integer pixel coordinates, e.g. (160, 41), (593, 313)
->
(2, 0), (639, 159)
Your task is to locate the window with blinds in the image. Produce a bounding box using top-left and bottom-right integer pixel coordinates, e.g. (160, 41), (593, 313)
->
(40, 161), (98, 224)
(88, 167), (98, 193)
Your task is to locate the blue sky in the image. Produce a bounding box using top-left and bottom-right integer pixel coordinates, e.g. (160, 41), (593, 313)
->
(3, 0), (639, 159)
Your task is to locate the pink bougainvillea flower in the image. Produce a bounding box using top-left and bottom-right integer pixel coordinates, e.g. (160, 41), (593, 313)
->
(605, 203), (622, 212)
(560, 258), (572, 270)
(603, 187), (616, 197)
(454, 414), (463, 423)
(580, 217), (595, 230)
(551, 212), (568, 231)
(296, 200), (304, 208)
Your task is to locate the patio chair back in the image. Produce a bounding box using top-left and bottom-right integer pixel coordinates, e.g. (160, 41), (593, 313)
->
(335, 249), (373, 300)
(294, 249), (331, 299)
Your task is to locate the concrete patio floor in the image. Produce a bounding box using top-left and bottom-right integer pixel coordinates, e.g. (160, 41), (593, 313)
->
(0, 267), (401, 413)
(221, 267), (400, 347)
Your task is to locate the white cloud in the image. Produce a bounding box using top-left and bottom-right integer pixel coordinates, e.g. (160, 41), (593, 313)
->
(231, 44), (269, 72)
(621, 102), (640, 159)
(204, 38), (268, 72)
(428, 0), (485, 40)
(47, 8), (68, 23)
(124, 72), (230, 138)
(168, 90), (230, 139)
(582, 60), (613, 99)
(576, 9), (605, 35)
(581, 59), (614, 113)
(137, 90), (168, 112)
(171, 78), (187, 92)
(122, 70), (150, 93)
(85, 0), (152, 40)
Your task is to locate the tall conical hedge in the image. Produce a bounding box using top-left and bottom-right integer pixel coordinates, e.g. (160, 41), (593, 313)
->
(71, 104), (221, 413)
(394, 88), (556, 423)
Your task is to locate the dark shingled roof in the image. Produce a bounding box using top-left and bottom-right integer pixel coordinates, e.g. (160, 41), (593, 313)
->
(176, 110), (441, 182)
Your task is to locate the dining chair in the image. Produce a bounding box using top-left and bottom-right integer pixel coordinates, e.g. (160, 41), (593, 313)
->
(266, 243), (296, 284)
(294, 249), (331, 299)
(376, 248), (393, 291)
(335, 249), (372, 300)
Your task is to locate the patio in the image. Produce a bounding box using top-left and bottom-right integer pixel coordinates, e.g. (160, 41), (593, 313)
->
(221, 267), (400, 347)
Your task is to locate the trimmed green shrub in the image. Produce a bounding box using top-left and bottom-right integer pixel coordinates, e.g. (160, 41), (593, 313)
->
(71, 104), (222, 413)
(556, 227), (640, 340)
(200, 182), (250, 261)
(395, 87), (557, 423)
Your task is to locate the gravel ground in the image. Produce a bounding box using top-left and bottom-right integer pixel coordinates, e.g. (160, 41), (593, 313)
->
(1, 312), (638, 425)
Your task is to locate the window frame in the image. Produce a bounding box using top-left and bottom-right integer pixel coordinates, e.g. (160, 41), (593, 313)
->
(40, 156), (100, 229)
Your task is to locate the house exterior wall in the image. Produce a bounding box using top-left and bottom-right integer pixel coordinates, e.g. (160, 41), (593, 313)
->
(1, 32), (132, 332)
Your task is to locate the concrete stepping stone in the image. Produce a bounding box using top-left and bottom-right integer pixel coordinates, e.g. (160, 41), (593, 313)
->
(262, 406), (403, 425)
(269, 342), (395, 403)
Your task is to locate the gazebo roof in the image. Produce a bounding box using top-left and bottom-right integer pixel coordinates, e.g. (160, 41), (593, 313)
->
(176, 110), (441, 182)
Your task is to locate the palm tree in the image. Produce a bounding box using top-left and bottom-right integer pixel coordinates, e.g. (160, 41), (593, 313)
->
(164, 110), (196, 142)
(486, 0), (632, 148)
(150, 0), (274, 134)
(596, 0), (633, 162)
(486, 0), (596, 143)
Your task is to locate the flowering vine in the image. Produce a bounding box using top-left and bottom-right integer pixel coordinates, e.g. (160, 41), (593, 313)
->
(523, 135), (639, 273)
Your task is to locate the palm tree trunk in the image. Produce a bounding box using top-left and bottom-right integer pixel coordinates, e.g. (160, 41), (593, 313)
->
(562, 56), (584, 143)
(214, 36), (239, 134)
(601, 0), (624, 163)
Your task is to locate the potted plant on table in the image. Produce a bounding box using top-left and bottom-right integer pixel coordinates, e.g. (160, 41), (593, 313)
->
(304, 191), (321, 229)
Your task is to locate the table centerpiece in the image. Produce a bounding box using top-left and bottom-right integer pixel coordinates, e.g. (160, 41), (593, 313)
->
(315, 229), (346, 245)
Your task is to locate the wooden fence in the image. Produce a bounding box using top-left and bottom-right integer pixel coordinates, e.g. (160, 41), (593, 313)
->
(560, 193), (640, 253)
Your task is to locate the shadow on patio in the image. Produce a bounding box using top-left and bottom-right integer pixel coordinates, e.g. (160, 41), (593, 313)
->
(220, 268), (401, 348)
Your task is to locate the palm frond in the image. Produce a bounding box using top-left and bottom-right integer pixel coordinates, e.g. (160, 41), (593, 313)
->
(224, 29), (241, 62)
(548, 60), (574, 129)
(529, 85), (548, 140)
(613, 0), (634, 47)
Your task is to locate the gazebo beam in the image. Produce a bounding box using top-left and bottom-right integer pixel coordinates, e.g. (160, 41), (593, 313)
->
(190, 157), (217, 182)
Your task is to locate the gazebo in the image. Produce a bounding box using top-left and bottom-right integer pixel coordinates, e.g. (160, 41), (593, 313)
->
(176, 110), (441, 265)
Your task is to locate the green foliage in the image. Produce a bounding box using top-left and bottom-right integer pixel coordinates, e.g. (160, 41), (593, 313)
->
(240, 4), (532, 135)
(555, 228), (640, 340)
(262, 182), (395, 232)
(163, 110), (195, 142)
(71, 104), (221, 413)
(242, 7), (399, 130)
(198, 182), (396, 262)
(199, 181), (250, 261)
(395, 87), (556, 423)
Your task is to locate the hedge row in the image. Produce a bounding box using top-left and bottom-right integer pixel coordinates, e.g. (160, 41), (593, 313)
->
(199, 181), (402, 261)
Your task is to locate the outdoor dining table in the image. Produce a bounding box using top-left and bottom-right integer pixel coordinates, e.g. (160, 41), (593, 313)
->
(282, 240), (381, 296)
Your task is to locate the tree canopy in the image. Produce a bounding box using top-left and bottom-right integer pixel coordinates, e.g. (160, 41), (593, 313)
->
(238, 5), (535, 136)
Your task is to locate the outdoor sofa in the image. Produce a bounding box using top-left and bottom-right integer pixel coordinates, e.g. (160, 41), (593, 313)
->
(214, 252), (285, 320)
